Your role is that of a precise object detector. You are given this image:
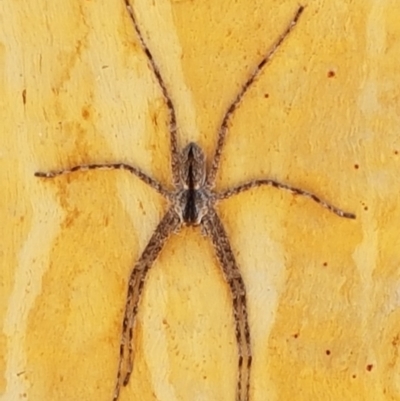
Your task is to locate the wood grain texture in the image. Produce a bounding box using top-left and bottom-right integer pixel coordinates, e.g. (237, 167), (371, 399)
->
(1, 0), (400, 400)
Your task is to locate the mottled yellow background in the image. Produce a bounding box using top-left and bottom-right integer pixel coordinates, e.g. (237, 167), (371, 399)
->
(1, 0), (400, 400)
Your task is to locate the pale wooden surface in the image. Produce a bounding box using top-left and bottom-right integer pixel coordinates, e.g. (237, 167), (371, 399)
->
(1, 0), (400, 400)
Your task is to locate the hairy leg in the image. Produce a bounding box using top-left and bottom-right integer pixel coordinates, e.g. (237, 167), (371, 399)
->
(124, 0), (181, 186)
(113, 207), (181, 401)
(216, 179), (356, 219)
(35, 163), (170, 198)
(207, 6), (305, 187)
(202, 208), (252, 401)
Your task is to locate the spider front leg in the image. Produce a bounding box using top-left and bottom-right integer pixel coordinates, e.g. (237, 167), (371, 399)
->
(202, 208), (252, 401)
(216, 179), (356, 219)
(35, 163), (170, 198)
(113, 207), (181, 401)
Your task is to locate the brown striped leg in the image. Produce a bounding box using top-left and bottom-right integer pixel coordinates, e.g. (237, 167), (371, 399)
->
(35, 163), (170, 198)
(113, 207), (181, 401)
(216, 179), (356, 219)
(206, 6), (305, 187)
(124, 0), (180, 187)
(202, 208), (251, 401)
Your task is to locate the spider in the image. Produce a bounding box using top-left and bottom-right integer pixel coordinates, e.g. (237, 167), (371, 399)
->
(35, 2), (356, 400)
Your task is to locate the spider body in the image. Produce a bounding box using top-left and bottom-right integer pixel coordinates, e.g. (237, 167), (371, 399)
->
(175, 143), (210, 225)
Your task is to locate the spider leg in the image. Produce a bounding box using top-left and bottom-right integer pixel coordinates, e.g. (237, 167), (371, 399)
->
(202, 207), (251, 401)
(113, 207), (181, 401)
(216, 179), (356, 219)
(124, 0), (180, 187)
(35, 163), (170, 198)
(207, 5), (305, 187)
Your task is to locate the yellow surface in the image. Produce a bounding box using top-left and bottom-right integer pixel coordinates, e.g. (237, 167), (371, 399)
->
(1, 0), (400, 400)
